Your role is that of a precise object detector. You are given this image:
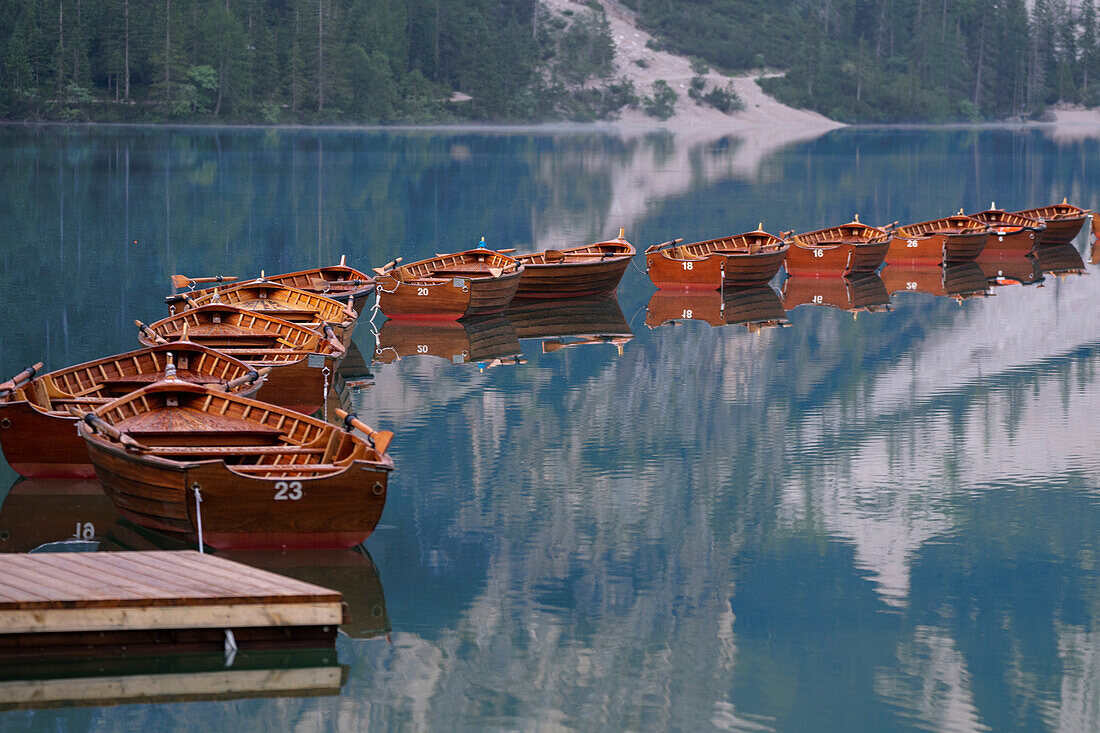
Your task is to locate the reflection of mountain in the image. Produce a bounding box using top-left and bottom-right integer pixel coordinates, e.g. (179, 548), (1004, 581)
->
(645, 286), (787, 330)
(0, 478), (118, 553)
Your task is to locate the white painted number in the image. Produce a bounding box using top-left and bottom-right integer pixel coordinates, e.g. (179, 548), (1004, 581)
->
(682, 261), (693, 270)
(906, 239), (919, 248)
(813, 249), (824, 258)
(73, 522), (95, 540)
(417, 344), (428, 353)
(417, 287), (429, 296)
(274, 481), (303, 501)
(906, 282), (918, 290)
(812, 295), (823, 304)
(681, 309), (693, 318)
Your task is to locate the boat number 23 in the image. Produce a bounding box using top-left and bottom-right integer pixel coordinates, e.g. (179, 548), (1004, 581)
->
(274, 481), (303, 501)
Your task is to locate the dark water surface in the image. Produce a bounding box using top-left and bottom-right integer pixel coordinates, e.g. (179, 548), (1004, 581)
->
(2, 125), (1100, 731)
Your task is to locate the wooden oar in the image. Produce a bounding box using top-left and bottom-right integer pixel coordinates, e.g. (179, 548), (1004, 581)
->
(0, 362), (45, 396)
(66, 406), (148, 452)
(335, 408), (394, 455)
(223, 366), (272, 392)
(171, 274), (237, 289)
(644, 238), (683, 254)
(322, 324), (347, 355)
(372, 257), (402, 276)
(134, 320), (169, 344)
(496, 248), (517, 254)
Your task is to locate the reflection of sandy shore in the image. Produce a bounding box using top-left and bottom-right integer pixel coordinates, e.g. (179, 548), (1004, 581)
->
(1040, 109), (1100, 142)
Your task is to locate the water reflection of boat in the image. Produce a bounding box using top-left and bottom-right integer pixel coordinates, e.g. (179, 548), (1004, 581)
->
(646, 286), (788, 329)
(645, 227), (789, 289)
(102, 518), (390, 640)
(506, 296), (633, 352)
(0, 478), (118, 553)
(512, 232), (635, 299)
(881, 263), (991, 301)
(0, 648), (345, 711)
(780, 274), (890, 313)
(0, 343), (264, 479)
(785, 217), (891, 277)
(373, 316), (522, 365)
(976, 250), (1044, 287)
(1015, 199), (1090, 246)
(886, 215), (989, 265)
(1035, 243), (1087, 277)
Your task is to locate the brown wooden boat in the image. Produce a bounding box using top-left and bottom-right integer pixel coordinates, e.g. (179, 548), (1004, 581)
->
(785, 217), (891, 277)
(886, 215), (989, 265)
(977, 250), (1044, 287)
(373, 316), (522, 366)
(1035, 243), (1087, 277)
(136, 304), (345, 415)
(74, 381), (394, 550)
(0, 478), (120, 552)
(880, 263), (991, 302)
(373, 249), (523, 319)
(173, 281), (358, 346)
(506, 296), (633, 353)
(1014, 199), (1091, 246)
(646, 286), (788, 330)
(645, 227), (790, 290)
(781, 274), (890, 314)
(511, 231), (636, 299)
(968, 205), (1045, 253)
(170, 257), (376, 311)
(0, 343), (266, 479)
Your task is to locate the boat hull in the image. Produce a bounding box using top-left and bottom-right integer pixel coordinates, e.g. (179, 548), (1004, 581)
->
(85, 441), (390, 551)
(0, 401), (95, 478)
(886, 231), (988, 265)
(1036, 217), (1086, 246)
(784, 240), (889, 277)
(513, 257), (631, 299)
(978, 228), (1040, 253)
(251, 355), (334, 415)
(647, 247), (788, 290)
(377, 269), (522, 320)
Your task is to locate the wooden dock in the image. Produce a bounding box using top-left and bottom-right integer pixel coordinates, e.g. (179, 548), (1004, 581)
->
(0, 550), (347, 656)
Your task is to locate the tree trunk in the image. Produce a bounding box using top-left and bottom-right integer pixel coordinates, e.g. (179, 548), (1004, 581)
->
(165, 0), (171, 89)
(124, 0), (130, 100)
(317, 0), (323, 112)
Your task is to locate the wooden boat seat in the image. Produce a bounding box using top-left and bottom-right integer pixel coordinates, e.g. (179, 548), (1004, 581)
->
(229, 463), (347, 476)
(149, 445), (325, 456)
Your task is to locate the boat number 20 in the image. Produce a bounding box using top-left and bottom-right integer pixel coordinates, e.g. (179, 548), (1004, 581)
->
(682, 261), (693, 270)
(417, 287), (430, 296)
(274, 481), (303, 501)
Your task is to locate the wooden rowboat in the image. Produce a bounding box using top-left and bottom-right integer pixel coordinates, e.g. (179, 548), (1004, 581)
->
(171, 257), (376, 311)
(781, 274), (890, 314)
(880, 263), (991, 302)
(136, 304), (345, 415)
(0, 343), (266, 479)
(373, 249), (523, 320)
(373, 316), (522, 366)
(645, 226), (790, 290)
(785, 217), (891, 277)
(886, 215), (989, 265)
(645, 286), (788, 330)
(511, 231), (636, 299)
(75, 381), (394, 550)
(171, 282), (358, 347)
(1014, 199), (1091, 246)
(968, 205), (1045, 253)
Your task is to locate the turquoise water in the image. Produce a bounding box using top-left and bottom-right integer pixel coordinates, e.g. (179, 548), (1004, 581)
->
(1, 125), (1100, 731)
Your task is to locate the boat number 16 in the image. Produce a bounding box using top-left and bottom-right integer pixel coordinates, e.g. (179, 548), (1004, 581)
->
(274, 481), (303, 501)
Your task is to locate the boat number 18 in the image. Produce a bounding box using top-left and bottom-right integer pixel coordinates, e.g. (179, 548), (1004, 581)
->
(417, 287), (430, 296)
(274, 481), (303, 501)
(681, 309), (693, 318)
(682, 261), (693, 270)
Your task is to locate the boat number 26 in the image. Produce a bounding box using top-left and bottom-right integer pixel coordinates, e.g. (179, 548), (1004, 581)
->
(906, 239), (919, 248)
(274, 481), (304, 501)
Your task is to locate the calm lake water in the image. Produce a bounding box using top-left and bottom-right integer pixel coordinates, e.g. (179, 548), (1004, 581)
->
(1, 124), (1100, 731)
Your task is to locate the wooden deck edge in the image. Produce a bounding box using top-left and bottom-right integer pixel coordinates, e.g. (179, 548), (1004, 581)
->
(0, 601), (343, 634)
(0, 666), (343, 708)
